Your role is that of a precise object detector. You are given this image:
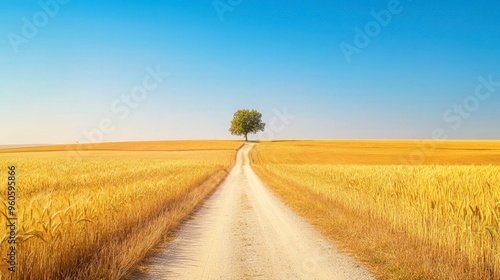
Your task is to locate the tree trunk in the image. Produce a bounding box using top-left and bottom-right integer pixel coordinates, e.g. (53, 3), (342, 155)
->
(245, 134), (248, 142)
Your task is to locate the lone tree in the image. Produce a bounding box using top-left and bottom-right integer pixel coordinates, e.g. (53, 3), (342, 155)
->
(229, 109), (266, 141)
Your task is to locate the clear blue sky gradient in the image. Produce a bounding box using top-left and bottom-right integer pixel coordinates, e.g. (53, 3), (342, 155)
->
(1, 0), (499, 144)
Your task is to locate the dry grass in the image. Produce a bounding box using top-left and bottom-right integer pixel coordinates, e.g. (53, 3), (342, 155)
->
(251, 140), (500, 165)
(251, 140), (500, 280)
(0, 141), (242, 279)
(0, 140), (240, 154)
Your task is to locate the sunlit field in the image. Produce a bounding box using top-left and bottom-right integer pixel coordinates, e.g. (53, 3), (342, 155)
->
(0, 141), (242, 279)
(251, 140), (500, 280)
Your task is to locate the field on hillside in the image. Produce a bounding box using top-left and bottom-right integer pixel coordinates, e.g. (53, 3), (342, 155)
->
(0, 141), (242, 279)
(251, 140), (500, 280)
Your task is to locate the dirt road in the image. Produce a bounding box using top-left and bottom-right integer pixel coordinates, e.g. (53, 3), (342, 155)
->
(128, 144), (375, 279)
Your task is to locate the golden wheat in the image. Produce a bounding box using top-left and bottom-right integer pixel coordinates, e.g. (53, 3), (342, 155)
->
(251, 140), (500, 280)
(0, 141), (241, 279)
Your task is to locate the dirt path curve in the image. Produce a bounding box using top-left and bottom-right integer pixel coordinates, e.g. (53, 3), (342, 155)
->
(128, 143), (375, 280)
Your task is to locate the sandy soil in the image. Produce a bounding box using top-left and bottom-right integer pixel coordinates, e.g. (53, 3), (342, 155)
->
(127, 144), (375, 280)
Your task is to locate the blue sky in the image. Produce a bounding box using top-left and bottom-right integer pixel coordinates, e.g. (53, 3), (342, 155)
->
(1, 0), (499, 144)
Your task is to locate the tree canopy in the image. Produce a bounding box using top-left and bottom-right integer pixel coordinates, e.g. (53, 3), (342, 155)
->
(229, 109), (265, 141)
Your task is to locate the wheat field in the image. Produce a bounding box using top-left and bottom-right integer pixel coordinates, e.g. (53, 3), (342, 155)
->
(0, 141), (242, 279)
(251, 140), (500, 280)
